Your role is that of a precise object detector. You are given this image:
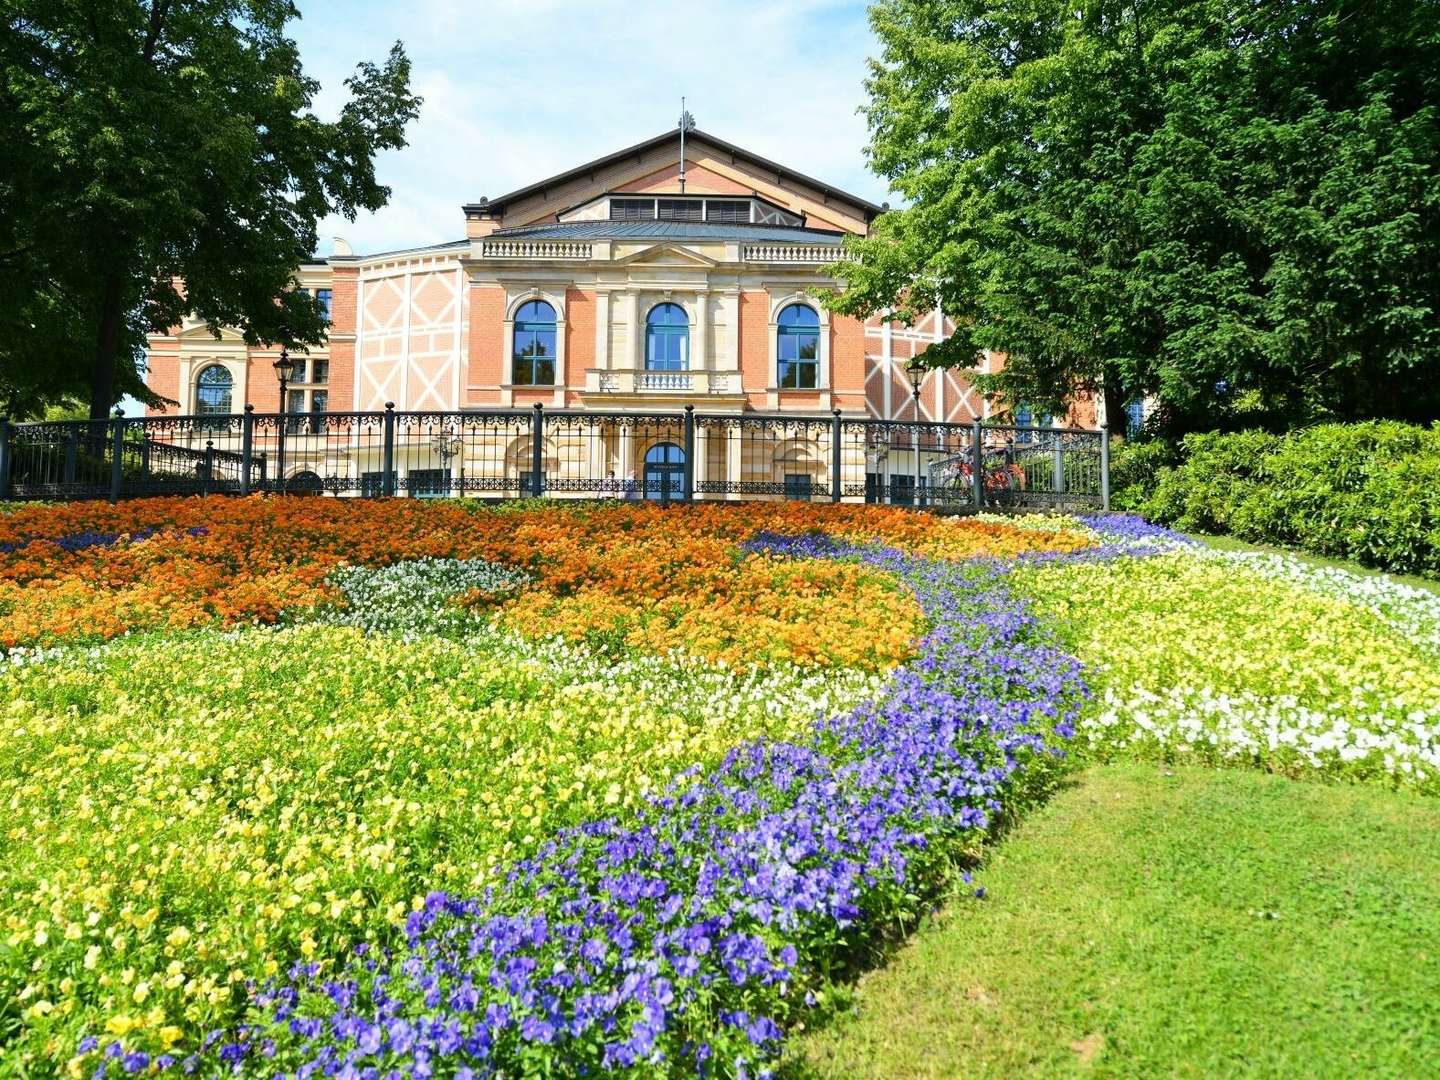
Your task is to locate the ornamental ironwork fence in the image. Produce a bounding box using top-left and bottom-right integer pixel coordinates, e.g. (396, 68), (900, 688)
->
(0, 406), (1110, 511)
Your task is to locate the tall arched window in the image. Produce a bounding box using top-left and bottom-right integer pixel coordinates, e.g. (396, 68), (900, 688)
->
(512, 300), (557, 385)
(195, 365), (233, 415)
(645, 303), (689, 371)
(777, 304), (820, 389)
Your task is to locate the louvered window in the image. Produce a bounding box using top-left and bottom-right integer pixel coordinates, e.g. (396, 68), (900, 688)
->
(705, 201), (751, 223)
(657, 199), (703, 221)
(610, 198), (655, 221)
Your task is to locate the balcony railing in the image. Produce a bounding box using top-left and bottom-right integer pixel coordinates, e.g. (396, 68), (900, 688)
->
(586, 369), (737, 395)
(741, 244), (844, 263)
(0, 408), (1110, 510)
(480, 239), (592, 259)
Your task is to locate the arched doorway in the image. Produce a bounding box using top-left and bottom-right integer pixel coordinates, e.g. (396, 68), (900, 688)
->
(286, 470), (324, 496)
(643, 442), (685, 502)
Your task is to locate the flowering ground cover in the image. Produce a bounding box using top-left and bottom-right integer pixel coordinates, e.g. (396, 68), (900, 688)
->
(0, 498), (1435, 1077)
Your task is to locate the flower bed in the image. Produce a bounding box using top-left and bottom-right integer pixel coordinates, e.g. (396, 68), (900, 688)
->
(0, 499), (1434, 1077)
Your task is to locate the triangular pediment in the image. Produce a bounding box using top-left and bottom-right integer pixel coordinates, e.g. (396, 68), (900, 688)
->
(614, 243), (718, 268)
(177, 319), (247, 344)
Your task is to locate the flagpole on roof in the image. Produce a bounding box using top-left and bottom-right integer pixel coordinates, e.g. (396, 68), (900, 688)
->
(678, 98), (695, 194)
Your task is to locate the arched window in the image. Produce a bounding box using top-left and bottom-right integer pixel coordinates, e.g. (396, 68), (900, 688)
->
(777, 304), (820, 389)
(645, 303), (689, 371)
(195, 365), (233, 415)
(642, 441), (686, 501)
(286, 470), (324, 497)
(512, 300), (557, 385)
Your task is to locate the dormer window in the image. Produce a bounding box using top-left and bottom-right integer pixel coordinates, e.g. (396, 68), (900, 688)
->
(597, 195), (801, 226)
(610, 198), (655, 221)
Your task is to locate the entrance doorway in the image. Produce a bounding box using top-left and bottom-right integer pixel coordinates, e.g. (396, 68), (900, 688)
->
(643, 442), (686, 501)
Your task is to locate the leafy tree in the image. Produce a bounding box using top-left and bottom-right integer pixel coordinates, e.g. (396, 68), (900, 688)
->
(834, 0), (1440, 437)
(0, 1), (421, 420)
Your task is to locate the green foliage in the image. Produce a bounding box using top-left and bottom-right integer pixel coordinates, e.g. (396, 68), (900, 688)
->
(0, 2), (421, 418)
(1107, 438), (1180, 512)
(1130, 422), (1440, 573)
(836, 0), (1440, 435)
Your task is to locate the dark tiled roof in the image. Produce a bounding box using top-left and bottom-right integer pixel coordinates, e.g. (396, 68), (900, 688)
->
(489, 220), (848, 244)
(469, 129), (884, 219)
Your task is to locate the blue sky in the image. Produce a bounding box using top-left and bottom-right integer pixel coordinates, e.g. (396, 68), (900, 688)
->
(288, 0), (887, 256)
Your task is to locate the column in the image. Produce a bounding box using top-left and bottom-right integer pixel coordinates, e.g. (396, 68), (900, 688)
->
(595, 290), (612, 371)
(694, 424), (708, 498)
(624, 290), (642, 371)
(692, 290), (710, 374)
(726, 426), (742, 502)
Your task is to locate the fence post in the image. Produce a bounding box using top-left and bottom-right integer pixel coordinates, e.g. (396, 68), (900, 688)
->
(382, 402), (396, 497)
(202, 441), (215, 497)
(971, 418), (984, 512)
(1100, 424), (1111, 511)
(830, 409), (843, 503)
(109, 410), (125, 504)
(682, 405), (696, 502)
(65, 426), (79, 486)
(0, 418), (10, 501)
(531, 403), (545, 498)
(240, 405), (254, 495)
(1052, 428), (1067, 495)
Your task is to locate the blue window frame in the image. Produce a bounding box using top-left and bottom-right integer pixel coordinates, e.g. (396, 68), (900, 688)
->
(642, 442), (686, 501)
(1125, 399), (1146, 434)
(783, 474), (813, 501)
(195, 365), (233, 424)
(408, 468), (449, 499)
(645, 303), (689, 371)
(777, 304), (820, 389)
(512, 300), (557, 385)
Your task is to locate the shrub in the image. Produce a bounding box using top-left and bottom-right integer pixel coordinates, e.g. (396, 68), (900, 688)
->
(1108, 439), (1181, 512)
(1132, 422), (1440, 575)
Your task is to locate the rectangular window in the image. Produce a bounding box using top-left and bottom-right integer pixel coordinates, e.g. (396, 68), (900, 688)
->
(291, 358), (307, 384)
(308, 390), (328, 434)
(609, 198), (655, 221)
(890, 474), (915, 507)
(783, 474), (813, 502)
(361, 470), (386, 498)
(316, 289), (332, 319)
(408, 468), (449, 499)
(513, 331), (556, 385)
(311, 358), (329, 384)
(706, 200), (751, 223)
(657, 199), (703, 221)
(285, 388), (306, 433)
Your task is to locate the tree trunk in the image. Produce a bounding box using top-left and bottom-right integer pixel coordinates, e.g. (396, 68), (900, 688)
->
(89, 271), (124, 421)
(1102, 364), (1128, 440)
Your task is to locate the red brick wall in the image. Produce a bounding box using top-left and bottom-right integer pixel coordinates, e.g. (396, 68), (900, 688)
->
(829, 313), (866, 412)
(145, 341), (179, 414)
(564, 289), (595, 399)
(465, 285), (506, 406)
(325, 265), (358, 413)
(739, 290), (771, 406)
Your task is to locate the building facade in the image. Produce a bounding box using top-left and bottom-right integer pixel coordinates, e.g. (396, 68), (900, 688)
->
(143, 129), (1094, 499)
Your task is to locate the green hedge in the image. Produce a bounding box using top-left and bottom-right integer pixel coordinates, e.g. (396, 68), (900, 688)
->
(1114, 422), (1440, 575)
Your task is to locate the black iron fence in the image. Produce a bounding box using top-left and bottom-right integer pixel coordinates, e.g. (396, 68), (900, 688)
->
(0, 406), (1110, 511)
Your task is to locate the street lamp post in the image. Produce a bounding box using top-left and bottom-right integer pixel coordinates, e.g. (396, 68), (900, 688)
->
(273, 346), (296, 493)
(905, 357), (927, 508)
(432, 428), (464, 497)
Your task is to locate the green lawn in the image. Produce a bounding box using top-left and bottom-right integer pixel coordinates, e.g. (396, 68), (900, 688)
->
(1192, 532), (1440, 597)
(791, 764), (1440, 1079)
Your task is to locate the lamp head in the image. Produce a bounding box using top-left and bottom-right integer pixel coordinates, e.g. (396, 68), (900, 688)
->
(905, 357), (927, 393)
(272, 347), (296, 385)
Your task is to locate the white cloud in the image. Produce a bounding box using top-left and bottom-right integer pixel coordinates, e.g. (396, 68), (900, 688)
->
(290, 0), (887, 256)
